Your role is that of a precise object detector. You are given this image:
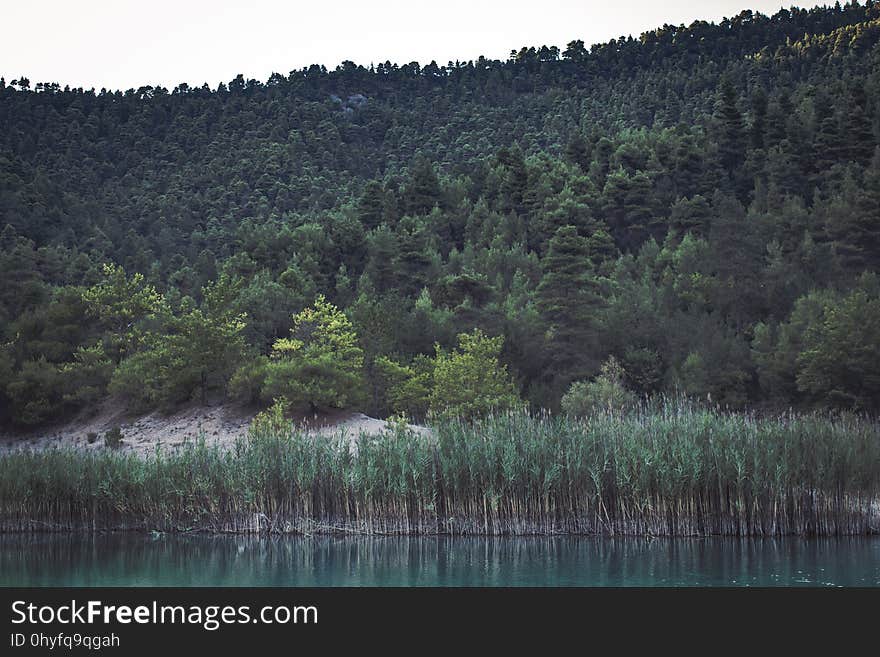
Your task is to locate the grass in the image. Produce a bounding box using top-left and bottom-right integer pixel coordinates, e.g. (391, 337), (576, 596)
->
(0, 401), (878, 536)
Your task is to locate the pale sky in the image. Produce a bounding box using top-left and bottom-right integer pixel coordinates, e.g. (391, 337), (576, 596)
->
(2, 1), (823, 91)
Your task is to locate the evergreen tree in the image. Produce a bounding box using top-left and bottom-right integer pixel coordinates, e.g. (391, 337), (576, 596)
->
(82, 264), (165, 365)
(108, 276), (247, 409)
(708, 192), (766, 329)
(497, 145), (529, 216)
(429, 329), (520, 418)
(750, 86), (768, 151)
(393, 217), (434, 296)
(600, 168), (657, 251)
(357, 181), (387, 230)
(564, 132), (591, 171)
(811, 88), (842, 174)
(668, 195), (712, 240)
(843, 81), (875, 166)
(796, 279), (880, 412)
(363, 225), (398, 295)
(536, 226), (604, 396)
(825, 154), (880, 273)
(263, 296), (364, 412)
(403, 155), (442, 216)
(715, 77), (746, 177)
(764, 94), (790, 148)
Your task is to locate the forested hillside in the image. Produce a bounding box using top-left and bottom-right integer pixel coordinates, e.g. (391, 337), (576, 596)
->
(2, 1), (880, 427)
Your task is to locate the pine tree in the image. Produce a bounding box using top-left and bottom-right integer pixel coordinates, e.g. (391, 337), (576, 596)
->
(828, 149), (880, 273)
(589, 137), (614, 187)
(708, 192), (767, 329)
(357, 181), (387, 230)
(536, 226), (603, 394)
(363, 225), (398, 294)
(843, 82), (875, 166)
(263, 295), (364, 412)
(765, 94), (790, 148)
(429, 329), (520, 418)
(673, 134), (707, 199)
(668, 195), (712, 239)
(715, 77), (746, 176)
(497, 145), (529, 216)
(393, 216), (434, 296)
(564, 132), (591, 171)
(403, 155), (442, 216)
(534, 184), (596, 255)
(600, 168), (657, 252)
(811, 88), (842, 174)
(750, 86), (768, 151)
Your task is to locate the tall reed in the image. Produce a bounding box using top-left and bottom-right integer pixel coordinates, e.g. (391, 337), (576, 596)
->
(1, 402), (878, 536)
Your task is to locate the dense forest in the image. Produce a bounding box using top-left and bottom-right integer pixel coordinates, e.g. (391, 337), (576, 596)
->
(2, 1), (880, 429)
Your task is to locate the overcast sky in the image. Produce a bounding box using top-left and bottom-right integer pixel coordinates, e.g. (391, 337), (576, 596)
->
(2, 1), (823, 91)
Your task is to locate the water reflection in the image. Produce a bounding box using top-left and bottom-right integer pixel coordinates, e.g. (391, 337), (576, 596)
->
(1, 533), (878, 587)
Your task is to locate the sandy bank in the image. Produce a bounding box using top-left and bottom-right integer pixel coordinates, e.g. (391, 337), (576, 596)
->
(0, 403), (430, 456)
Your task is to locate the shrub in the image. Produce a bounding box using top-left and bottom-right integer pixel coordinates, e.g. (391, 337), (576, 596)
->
(374, 355), (432, 419)
(247, 398), (291, 441)
(561, 356), (636, 416)
(227, 357), (268, 405)
(104, 426), (123, 449)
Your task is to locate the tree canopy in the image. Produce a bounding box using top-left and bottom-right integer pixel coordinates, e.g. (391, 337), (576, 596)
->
(2, 2), (880, 426)
(261, 295), (364, 412)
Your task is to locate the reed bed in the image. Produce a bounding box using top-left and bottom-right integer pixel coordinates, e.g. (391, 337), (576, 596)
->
(1, 402), (878, 536)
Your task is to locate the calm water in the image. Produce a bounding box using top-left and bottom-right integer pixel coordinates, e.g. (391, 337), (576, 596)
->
(1, 534), (878, 587)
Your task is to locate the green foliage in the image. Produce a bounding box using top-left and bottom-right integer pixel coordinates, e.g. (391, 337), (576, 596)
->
(247, 398), (292, 441)
(715, 76), (747, 180)
(82, 264), (165, 364)
(262, 295), (364, 411)
(621, 346), (663, 395)
(796, 276), (880, 411)
(374, 354), (433, 419)
(537, 225), (604, 395)
(107, 350), (167, 412)
(4, 358), (63, 426)
(403, 155), (443, 216)
(109, 276), (248, 410)
(561, 356), (637, 416)
(59, 344), (113, 406)
(676, 326), (752, 409)
(232, 270), (305, 352)
(429, 329), (520, 419)
(2, 5), (880, 424)
(228, 357), (269, 405)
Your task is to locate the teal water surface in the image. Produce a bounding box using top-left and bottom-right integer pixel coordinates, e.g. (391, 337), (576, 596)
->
(1, 534), (878, 587)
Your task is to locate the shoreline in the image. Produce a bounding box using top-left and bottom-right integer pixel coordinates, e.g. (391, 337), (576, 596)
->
(3, 527), (878, 538)
(3, 498), (878, 538)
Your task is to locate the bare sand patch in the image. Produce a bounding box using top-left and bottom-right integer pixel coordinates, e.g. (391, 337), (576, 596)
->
(0, 403), (429, 456)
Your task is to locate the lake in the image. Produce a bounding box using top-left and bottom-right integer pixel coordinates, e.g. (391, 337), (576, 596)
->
(1, 533), (878, 587)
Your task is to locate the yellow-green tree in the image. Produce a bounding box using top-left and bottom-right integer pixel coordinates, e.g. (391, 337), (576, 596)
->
(429, 329), (520, 419)
(263, 295), (364, 412)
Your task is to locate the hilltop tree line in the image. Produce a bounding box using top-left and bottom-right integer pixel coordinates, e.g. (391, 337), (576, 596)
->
(1, 1), (880, 427)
